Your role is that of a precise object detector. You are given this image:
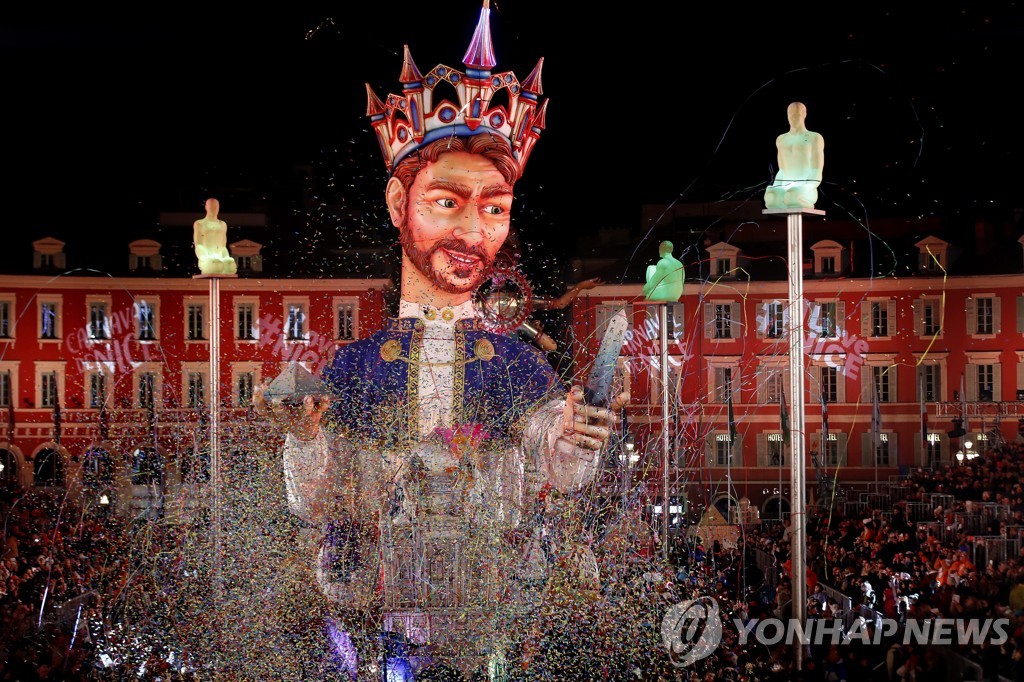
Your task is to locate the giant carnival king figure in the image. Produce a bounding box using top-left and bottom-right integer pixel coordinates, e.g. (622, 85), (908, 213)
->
(257, 2), (626, 678)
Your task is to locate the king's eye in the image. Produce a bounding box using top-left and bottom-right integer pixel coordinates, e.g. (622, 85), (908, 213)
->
(483, 205), (504, 215)
(436, 198), (458, 208)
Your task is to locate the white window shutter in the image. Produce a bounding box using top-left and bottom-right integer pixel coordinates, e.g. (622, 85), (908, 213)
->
(836, 301), (846, 337)
(913, 300), (923, 337)
(1017, 297), (1024, 334)
(732, 368), (741, 406)
(730, 302), (741, 339)
(888, 365), (898, 402)
(734, 434), (744, 466)
(756, 304), (767, 338)
(966, 364), (978, 402)
(669, 303), (685, 339)
(886, 300), (897, 337)
(861, 369), (873, 403)
(935, 369), (942, 402)
(861, 303), (871, 337)
(782, 305), (791, 338)
(704, 302), (713, 339)
(809, 368), (821, 405)
(966, 298), (976, 335)
(994, 365), (1002, 402)
(994, 297), (1002, 335)
(757, 367), (767, 404)
(837, 369), (847, 403)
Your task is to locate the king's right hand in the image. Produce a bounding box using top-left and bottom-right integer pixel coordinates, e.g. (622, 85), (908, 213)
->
(253, 381), (332, 441)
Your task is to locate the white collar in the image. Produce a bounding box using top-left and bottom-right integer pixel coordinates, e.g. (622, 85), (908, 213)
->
(398, 299), (479, 326)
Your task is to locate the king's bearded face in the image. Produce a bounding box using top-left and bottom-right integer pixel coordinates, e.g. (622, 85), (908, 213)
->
(396, 151), (512, 295)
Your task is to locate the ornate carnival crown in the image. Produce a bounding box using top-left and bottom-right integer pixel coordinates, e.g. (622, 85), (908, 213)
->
(365, 0), (548, 175)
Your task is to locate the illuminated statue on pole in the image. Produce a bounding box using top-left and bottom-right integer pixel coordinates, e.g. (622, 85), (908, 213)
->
(193, 198), (237, 275)
(255, 2), (627, 677)
(642, 240), (684, 302)
(763, 101), (825, 210)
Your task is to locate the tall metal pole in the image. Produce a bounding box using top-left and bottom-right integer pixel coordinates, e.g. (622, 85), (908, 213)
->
(661, 302), (670, 561)
(786, 211), (807, 671)
(208, 276), (222, 602)
(767, 206), (823, 671)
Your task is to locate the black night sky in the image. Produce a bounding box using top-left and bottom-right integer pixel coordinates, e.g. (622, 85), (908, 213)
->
(3, 2), (1022, 268)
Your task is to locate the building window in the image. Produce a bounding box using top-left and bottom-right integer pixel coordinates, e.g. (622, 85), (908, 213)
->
(0, 300), (11, 339)
(871, 301), (888, 338)
(716, 259), (730, 276)
(713, 366), (734, 404)
(139, 372), (156, 410)
(130, 448), (162, 485)
(765, 303), (784, 339)
(82, 449), (112, 487)
(919, 365), (941, 402)
(0, 371), (10, 408)
(715, 434), (734, 466)
(814, 302), (838, 339)
(137, 301), (157, 341)
(237, 372), (254, 407)
(41, 372), (58, 408)
(38, 253), (55, 268)
(187, 372), (206, 409)
(40, 302), (58, 339)
(922, 252), (941, 272)
(135, 255), (151, 270)
(765, 368), (784, 404)
(235, 255), (253, 272)
(822, 434), (840, 467)
(767, 434), (785, 466)
(922, 299), (941, 336)
(286, 303), (306, 341)
(977, 364), (994, 402)
(714, 304), (731, 339)
(976, 297), (994, 335)
(187, 304), (205, 341)
(33, 449), (63, 486)
(237, 303), (256, 341)
(88, 302), (109, 340)
(875, 434), (891, 466)
(820, 366), (838, 404)
(820, 256), (836, 274)
(925, 434), (942, 468)
(337, 302), (356, 341)
(872, 365), (893, 403)
(88, 373), (106, 409)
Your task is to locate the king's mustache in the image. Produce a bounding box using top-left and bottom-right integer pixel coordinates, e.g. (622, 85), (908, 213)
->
(429, 239), (489, 262)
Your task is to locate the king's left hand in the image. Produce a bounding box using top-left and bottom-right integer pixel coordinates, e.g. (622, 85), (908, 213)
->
(561, 384), (630, 452)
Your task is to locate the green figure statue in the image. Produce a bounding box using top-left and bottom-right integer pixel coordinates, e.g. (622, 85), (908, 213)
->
(642, 240), (684, 302)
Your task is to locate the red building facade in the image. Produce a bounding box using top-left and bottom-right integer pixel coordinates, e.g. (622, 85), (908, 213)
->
(571, 235), (1024, 518)
(0, 271), (389, 517)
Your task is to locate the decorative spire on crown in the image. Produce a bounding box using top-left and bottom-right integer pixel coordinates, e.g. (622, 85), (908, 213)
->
(364, 0), (548, 175)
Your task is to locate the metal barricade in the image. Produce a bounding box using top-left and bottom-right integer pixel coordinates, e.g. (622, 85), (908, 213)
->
(907, 501), (932, 522)
(930, 493), (956, 511)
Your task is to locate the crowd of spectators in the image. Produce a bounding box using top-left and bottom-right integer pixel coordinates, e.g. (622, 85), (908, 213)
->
(8, 442), (1024, 680)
